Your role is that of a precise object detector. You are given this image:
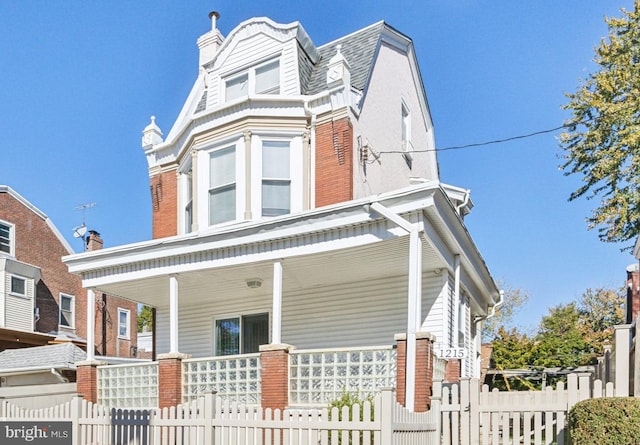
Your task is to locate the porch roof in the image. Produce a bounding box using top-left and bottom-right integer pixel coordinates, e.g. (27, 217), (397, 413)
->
(63, 183), (500, 314)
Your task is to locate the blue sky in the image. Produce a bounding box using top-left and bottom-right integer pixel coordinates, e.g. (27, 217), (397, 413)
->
(0, 1), (636, 330)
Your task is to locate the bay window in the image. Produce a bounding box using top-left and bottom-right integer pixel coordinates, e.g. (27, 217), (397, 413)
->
(209, 146), (237, 225)
(262, 141), (291, 217)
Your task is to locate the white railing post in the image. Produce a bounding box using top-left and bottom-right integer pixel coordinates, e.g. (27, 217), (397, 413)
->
(379, 388), (394, 445)
(614, 324), (631, 396)
(203, 391), (215, 444)
(71, 396), (83, 445)
(431, 381), (443, 444)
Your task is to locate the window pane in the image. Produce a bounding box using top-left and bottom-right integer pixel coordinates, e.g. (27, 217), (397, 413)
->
(242, 313), (269, 353)
(255, 60), (280, 94)
(216, 318), (240, 356)
(11, 276), (25, 295)
(226, 73), (248, 101)
(119, 311), (129, 337)
(210, 147), (236, 188)
(60, 296), (73, 327)
(401, 105), (409, 143)
(0, 223), (10, 253)
(262, 180), (290, 216)
(209, 185), (236, 224)
(262, 141), (290, 178)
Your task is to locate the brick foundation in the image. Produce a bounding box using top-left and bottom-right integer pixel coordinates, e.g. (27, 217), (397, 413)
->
(395, 332), (435, 412)
(158, 353), (190, 408)
(445, 359), (461, 383)
(259, 344), (293, 411)
(76, 360), (106, 403)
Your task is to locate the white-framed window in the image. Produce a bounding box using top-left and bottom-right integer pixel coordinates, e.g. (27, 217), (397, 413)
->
(214, 313), (269, 356)
(59, 294), (74, 328)
(118, 308), (131, 339)
(180, 166), (193, 234)
(0, 220), (15, 256)
(10, 275), (26, 297)
(209, 145), (237, 225)
(262, 140), (291, 217)
(401, 101), (413, 164)
(224, 59), (280, 101)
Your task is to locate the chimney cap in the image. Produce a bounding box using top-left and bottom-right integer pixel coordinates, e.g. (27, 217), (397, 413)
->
(208, 11), (220, 20)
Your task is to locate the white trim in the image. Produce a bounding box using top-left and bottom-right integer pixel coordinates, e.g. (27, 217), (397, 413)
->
(117, 307), (131, 340)
(59, 293), (75, 329)
(9, 274), (27, 297)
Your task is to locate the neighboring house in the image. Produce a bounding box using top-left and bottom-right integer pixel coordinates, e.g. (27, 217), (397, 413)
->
(0, 342), (85, 386)
(0, 186), (138, 358)
(63, 14), (501, 410)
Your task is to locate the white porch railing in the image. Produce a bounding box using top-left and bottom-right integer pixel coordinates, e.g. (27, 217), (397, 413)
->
(97, 361), (159, 408)
(289, 346), (397, 406)
(182, 353), (261, 404)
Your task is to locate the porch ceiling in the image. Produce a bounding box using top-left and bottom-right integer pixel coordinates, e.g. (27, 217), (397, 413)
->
(94, 235), (446, 308)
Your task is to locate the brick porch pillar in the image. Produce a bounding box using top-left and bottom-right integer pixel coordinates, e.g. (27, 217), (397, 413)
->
(445, 359), (461, 383)
(158, 353), (191, 408)
(76, 360), (107, 404)
(395, 332), (435, 412)
(259, 343), (293, 411)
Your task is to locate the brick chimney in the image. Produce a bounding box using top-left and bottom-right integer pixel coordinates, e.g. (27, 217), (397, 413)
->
(86, 230), (103, 252)
(626, 263), (640, 323)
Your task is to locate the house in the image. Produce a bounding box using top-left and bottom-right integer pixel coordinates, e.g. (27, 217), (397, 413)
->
(63, 13), (501, 411)
(0, 186), (138, 360)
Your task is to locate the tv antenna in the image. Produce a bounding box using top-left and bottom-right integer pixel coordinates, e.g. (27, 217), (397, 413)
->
(72, 202), (96, 248)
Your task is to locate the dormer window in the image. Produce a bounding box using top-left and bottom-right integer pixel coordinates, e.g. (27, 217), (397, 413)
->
(224, 59), (280, 101)
(0, 220), (14, 256)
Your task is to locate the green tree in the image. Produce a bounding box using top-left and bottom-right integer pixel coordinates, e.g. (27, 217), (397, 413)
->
(559, 1), (640, 246)
(577, 287), (625, 361)
(137, 305), (153, 332)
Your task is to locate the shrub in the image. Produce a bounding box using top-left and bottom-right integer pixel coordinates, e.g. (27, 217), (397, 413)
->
(328, 391), (375, 445)
(569, 397), (640, 444)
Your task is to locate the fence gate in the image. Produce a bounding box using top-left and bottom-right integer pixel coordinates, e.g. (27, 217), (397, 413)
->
(111, 408), (151, 445)
(436, 374), (615, 445)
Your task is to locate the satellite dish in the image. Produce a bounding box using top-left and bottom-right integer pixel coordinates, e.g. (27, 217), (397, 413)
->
(73, 224), (87, 239)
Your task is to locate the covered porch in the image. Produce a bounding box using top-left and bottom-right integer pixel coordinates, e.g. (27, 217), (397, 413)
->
(64, 183), (500, 411)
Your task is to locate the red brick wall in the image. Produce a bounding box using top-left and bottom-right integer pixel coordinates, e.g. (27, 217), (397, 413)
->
(0, 190), (137, 358)
(445, 359), (461, 383)
(150, 170), (178, 239)
(315, 118), (353, 207)
(627, 267), (640, 324)
(395, 334), (434, 412)
(260, 348), (290, 410)
(0, 192), (86, 342)
(77, 363), (99, 403)
(158, 357), (183, 408)
(94, 292), (138, 358)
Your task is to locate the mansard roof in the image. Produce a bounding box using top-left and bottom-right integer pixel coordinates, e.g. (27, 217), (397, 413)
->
(304, 21), (386, 95)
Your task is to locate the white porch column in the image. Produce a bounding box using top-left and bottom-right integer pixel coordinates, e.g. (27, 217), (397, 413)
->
(86, 288), (96, 361)
(405, 229), (422, 412)
(272, 261), (283, 345)
(169, 274), (180, 354)
(453, 255), (461, 348)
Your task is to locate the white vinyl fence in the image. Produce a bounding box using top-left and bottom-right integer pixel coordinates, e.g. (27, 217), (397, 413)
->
(1, 387), (438, 445)
(437, 374), (615, 445)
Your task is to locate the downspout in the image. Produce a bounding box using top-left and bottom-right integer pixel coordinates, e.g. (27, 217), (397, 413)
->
(455, 189), (471, 216)
(367, 202), (422, 412)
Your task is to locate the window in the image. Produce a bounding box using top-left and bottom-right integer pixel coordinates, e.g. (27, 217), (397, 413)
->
(184, 169), (193, 233)
(401, 102), (413, 164)
(59, 294), (74, 328)
(209, 146), (237, 225)
(255, 60), (280, 94)
(118, 308), (131, 339)
(224, 59), (280, 101)
(215, 313), (269, 356)
(262, 141), (291, 216)
(10, 275), (26, 296)
(0, 221), (14, 256)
